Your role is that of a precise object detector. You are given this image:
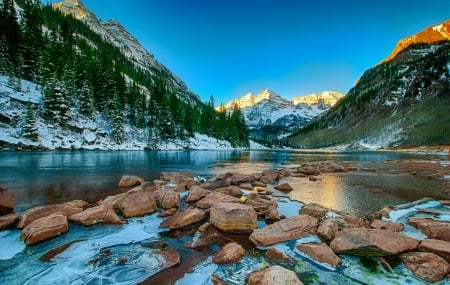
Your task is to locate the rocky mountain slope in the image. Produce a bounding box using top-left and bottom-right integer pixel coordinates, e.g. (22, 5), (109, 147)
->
(289, 20), (450, 149)
(220, 89), (343, 138)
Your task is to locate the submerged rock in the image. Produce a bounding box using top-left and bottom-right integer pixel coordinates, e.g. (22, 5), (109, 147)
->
(21, 212), (69, 245)
(419, 239), (450, 263)
(330, 228), (419, 256)
(0, 187), (14, 215)
(400, 252), (450, 283)
(299, 203), (329, 219)
(210, 202), (257, 233)
(408, 218), (450, 241)
(247, 265), (303, 285)
(69, 204), (123, 225)
(297, 242), (342, 268)
(18, 200), (88, 229)
(160, 208), (205, 229)
(212, 241), (245, 264)
(118, 175), (144, 188)
(250, 215), (318, 247)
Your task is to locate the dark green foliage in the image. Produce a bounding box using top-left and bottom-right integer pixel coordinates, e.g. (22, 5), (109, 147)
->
(23, 101), (39, 141)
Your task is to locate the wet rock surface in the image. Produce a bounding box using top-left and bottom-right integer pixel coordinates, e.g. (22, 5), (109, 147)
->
(247, 265), (304, 285)
(20, 212), (69, 245)
(212, 241), (245, 264)
(160, 208), (205, 229)
(210, 203), (257, 233)
(408, 217), (450, 241)
(400, 252), (450, 283)
(297, 242), (342, 268)
(0, 187), (15, 215)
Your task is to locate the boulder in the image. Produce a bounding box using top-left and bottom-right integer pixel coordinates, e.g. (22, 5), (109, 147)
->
(213, 185), (242, 197)
(265, 247), (294, 266)
(320, 163), (347, 173)
(153, 187), (180, 209)
(296, 166), (320, 176)
(18, 200), (88, 229)
(210, 203), (257, 233)
(0, 213), (18, 230)
(317, 218), (338, 241)
(203, 172), (233, 190)
(274, 183), (293, 192)
(212, 242), (245, 264)
(186, 186), (209, 203)
(114, 190), (157, 218)
(69, 204), (123, 225)
(330, 228), (419, 256)
(250, 215), (318, 247)
(238, 183), (253, 190)
(408, 218), (450, 241)
(160, 208), (205, 229)
(245, 193), (279, 221)
(370, 219), (404, 232)
(158, 208), (177, 217)
(247, 265), (303, 285)
(400, 252), (450, 283)
(297, 242), (342, 268)
(195, 192), (241, 209)
(160, 171), (195, 184)
(118, 175), (144, 188)
(419, 239), (450, 263)
(299, 203), (329, 219)
(0, 187), (14, 215)
(259, 170), (279, 184)
(20, 212), (69, 245)
(231, 174), (256, 185)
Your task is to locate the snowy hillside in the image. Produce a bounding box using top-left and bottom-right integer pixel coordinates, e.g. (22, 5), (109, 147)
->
(0, 76), (255, 150)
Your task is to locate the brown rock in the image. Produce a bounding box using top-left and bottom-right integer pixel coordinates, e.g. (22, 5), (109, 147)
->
(195, 192), (241, 209)
(203, 172), (233, 190)
(247, 265), (303, 285)
(20, 212), (68, 245)
(69, 204), (123, 225)
(341, 215), (367, 228)
(370, 219), (404, 232)
(212, 242), (245, 264)
(250, 215), (318, 247)
(309, 176), (320, 181)
(318, 218), (338, 241)
(374, 206), (394, 219)
(278, 169), (291, 177)
(330, 228), (419, 256)
(245, 193), (279, 219)
(160, 208), (205, 229)
(18, 200), (88, 229)
(114, 190), (157, 218)
(118, 175), (144, 188)
(211, 274), (228, 285)
(408, 218), (450, 241)
(297, 242), (342, 267)
(186, 186), (209, 203)
(210, 203), (257, 233)
(0, 187), (14, 215)
(232, 174), (256, 185)
(265, 247), (294, 265)
(320, 163), (347, 173)
(299, 203), (329, 219)
(259, 170), (280, 184)
(274, 183), (293, 192)
(296, 166), (320, 176)
(0, 214), (18, 230)
(239, 183), (253, 190)
(153, 187), (180, 209)
(158, 208), (177, 217)
(400, 252), (450, 283)
(213, 185), (242, 197)
(160, 172), (195, 184)
(419, 239), (450, 263)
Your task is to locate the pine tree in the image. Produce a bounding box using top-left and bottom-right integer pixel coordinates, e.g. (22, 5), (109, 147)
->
(23, 102), (39, 141)
(78, 78), (95, 117)
(111, 90), (124, 144)
(43, 77), (70, 124)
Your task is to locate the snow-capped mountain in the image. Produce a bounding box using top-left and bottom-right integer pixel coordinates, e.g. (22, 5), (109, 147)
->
(220, 89), (344, 135)
(53, 0), (201, 105)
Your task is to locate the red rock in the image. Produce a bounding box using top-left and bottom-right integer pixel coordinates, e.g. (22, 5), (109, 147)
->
(195, 192), (241, 209)
(278, 169), (291, 177)
(212, 242), (245, 264)
(320, 163), (347, 173)
(299, 203), (329, 219)
(18, 200), (88, 229)
(203, 172), (233, 190)
(374, 206), (394, 219)
(250, 215), (318, 247)
(20, 212), (69, 245)
(211, 274), (227, 285)
(274, 183), (293, 192)
(296, 165), (320, 176)
(114, 190), (157, 218)
(158, 208), (177, 217)
(239, 183), (253, 190)
(370, 219), (404, 232)
(259, 170), (280, 184)
(213, 185), (242, 197)
(419, 239), (450, 263)
(297, 242), (342, 267)
(186, 186), (209, 203)
(231, 174), (256, 185)
(0, 214), (18, 230)
(160, 208), (205, 229)
(153, 187), (180, 209)
(210, 203), (257, 233)
(0, 187), (14, 215)
(69, 204), (123, 225)
(245, 193), (279, 221)
(160, 172), (195, 184)
(247, 265), (303, 285)
(118, 175), (144, 188)
(408, 218), (450, 241)
(265, 247), (294, 265)
(317, 218), (338, 241)
(400, 252), (449, 283)
(330, 228), (419, 256)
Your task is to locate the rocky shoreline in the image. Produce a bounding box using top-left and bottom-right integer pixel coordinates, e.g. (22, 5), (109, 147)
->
(1, 160), (450, 284)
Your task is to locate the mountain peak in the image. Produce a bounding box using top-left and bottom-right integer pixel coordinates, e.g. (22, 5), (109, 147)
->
(53, 0), (89, 20)
(381, 20), (450, 64)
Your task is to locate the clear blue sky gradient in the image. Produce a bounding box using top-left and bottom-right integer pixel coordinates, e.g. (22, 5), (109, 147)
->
(45, 0), (449, 104)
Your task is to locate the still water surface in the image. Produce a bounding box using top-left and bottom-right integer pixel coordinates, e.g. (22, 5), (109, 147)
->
(0, 150), (445, 215)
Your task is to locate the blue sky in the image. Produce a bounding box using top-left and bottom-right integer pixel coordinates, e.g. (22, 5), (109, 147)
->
(45, 0), (449, 104)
